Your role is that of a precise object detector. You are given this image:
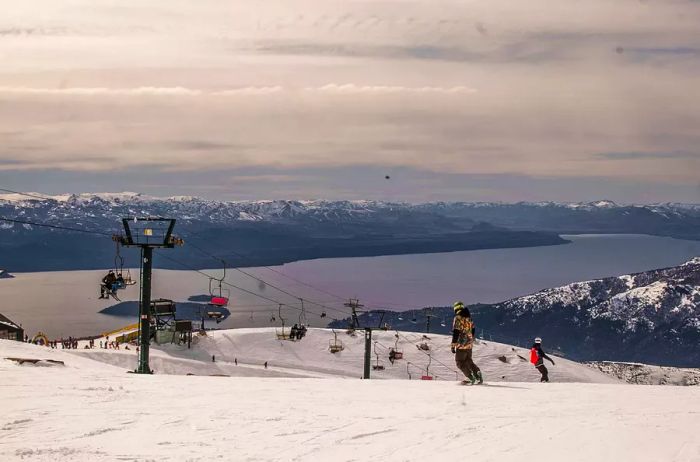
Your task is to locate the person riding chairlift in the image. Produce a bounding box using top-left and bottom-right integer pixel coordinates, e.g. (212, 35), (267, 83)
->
(100, 270), (117, 299)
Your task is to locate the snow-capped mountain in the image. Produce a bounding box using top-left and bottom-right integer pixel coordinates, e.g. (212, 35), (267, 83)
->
(1, 192), (699, 234)
(0, 192), (569, 271)
(0, 269), (13, 279)
(467, 258), (700, 367)
(1, 192), (699, 272)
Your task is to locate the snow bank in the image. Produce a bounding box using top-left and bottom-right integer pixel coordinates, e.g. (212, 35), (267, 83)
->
(71, 328), (619, 383)
(2, 339), (699, 462)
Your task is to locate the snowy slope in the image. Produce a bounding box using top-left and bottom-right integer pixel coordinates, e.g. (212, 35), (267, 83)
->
(67, 328), (618, 384)
(2, 339), (700, 462)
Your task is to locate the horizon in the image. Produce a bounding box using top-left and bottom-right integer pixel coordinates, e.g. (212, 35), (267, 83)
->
(1, 190), (699, 207)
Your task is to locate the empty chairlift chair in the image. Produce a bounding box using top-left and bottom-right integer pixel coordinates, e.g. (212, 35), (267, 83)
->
(328, 329), (344, 353)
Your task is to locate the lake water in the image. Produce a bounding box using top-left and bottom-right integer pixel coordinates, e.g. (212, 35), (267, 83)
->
(2, 234), (699, 338)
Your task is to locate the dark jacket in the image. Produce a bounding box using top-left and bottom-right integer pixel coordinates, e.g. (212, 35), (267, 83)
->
(531, 343), (553, 367)
(102, 273), (117, 286)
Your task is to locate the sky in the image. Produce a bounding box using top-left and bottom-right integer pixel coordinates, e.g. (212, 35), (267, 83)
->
(0, 0), (699, 203)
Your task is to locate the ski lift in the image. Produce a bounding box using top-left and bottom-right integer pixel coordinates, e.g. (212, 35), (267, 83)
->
(298, 298), (307, 326)
(207, 311), (224, 323)
(390, 332), (404, 360)
(320, 310), (327, 318)
(104, 239), (137, 296)
(114, 247), (136, 287)
(329, 329), (344, 353)
(249, 311), (254, 322)
(275, 304), (291, 340)
(372, 342), (385, 371)
(421, 354), (434, 380)
(269, 312), (276, 323)
(208, 260), (229, 307)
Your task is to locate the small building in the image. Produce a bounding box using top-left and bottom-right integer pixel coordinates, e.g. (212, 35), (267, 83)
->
(0, 313), (24, 341)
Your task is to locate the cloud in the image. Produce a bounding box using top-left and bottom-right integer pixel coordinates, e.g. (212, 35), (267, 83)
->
(308, 84), (476, 95)
(0, 86), (288, 97)
(0, 86), (203, 96)
(599, 151), (698, 160)
(0, 85), (473, 97)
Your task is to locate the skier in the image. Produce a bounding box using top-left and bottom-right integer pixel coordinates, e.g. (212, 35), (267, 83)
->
(450, 301), (483, 385)
(530, 337), (555, 382)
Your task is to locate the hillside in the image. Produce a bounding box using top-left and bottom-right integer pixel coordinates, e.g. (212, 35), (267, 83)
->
(338, 258), (700, 367)
(67, 328), (618, 384)
(586, 361), (700, 386)
(469, 258), (700, 367)
(2, 338), (699, 462)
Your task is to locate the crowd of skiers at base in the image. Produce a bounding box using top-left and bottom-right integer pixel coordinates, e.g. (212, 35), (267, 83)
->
(289, 324), (308, 340)
(451, 301), (555, 384)
(30, 335), (133, 351)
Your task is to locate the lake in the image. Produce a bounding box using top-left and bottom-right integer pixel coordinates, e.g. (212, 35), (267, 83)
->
(2, 234), (699, 338)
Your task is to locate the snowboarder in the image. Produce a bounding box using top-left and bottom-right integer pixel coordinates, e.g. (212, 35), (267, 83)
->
(450, 301), (483, 384)
(530, 337), (555, 382)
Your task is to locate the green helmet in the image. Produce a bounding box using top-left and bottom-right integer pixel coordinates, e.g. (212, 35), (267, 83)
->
(453, 301), (465, 313)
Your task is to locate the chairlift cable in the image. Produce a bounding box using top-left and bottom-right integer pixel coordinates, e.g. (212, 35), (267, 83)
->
(0, 216), (113, 236)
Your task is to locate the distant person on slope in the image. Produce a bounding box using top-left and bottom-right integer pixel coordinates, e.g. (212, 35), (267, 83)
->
(451, 301), (483, 385)
(530, 337), (555, 382)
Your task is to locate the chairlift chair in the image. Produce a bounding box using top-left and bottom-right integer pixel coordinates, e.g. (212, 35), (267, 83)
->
(391, 332), (404, 360)
(372, 342), (385, 371)
(421, 354), (434, 380)
(275, 304), (291, 340)
(328, 329), (344, 353)
(208, 261), (229, 307)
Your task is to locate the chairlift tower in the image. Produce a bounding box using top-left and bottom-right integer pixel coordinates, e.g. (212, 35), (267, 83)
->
(115, 217), (183, 374)
(344, 298), (364, 329)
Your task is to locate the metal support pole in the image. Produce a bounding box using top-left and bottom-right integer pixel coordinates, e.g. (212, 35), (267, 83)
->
(363, 328), (372, 379)
(136, 246), (153, 374)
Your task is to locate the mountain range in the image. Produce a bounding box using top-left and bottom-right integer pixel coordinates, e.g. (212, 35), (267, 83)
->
(1, 192), (698, 271)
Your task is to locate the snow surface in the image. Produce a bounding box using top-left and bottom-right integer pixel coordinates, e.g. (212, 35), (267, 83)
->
(72, 328), (618, 384)
(2, 337), (700, 462)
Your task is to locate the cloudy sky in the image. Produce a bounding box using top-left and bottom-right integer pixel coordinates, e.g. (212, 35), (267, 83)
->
(1, 0), (699, 203)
